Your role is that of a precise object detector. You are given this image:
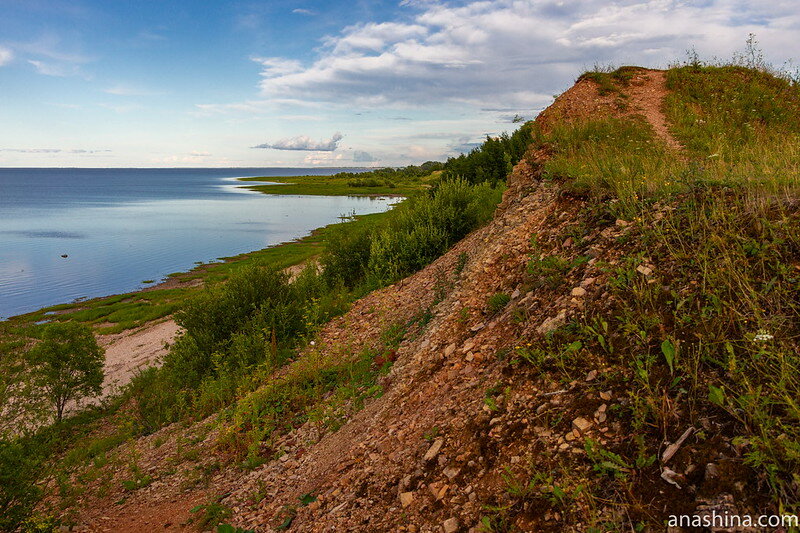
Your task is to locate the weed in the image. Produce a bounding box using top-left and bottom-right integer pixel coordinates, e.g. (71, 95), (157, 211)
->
(487, 293), (511, 315)
(189, 499), (233, 530)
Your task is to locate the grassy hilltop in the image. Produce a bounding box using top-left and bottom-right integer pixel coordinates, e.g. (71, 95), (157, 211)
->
(1, 57), (799, 531)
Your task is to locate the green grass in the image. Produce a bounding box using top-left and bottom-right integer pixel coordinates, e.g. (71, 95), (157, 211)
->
(518, 63), (800, 517)
(578, 65), (639, 96)
(539, 64), (800, 218)
(238, 171), (437, 196)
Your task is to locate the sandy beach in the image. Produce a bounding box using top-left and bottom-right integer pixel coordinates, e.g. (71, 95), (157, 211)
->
(96, 319), (183, 398)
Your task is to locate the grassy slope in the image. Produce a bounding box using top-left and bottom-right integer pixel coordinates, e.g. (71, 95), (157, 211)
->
(506, 65), (800, 522)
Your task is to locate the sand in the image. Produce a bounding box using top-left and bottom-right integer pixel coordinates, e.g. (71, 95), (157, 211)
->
(96, 319), (183, 398)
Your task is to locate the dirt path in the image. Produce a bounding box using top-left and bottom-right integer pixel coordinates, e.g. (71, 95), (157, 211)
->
(626, 70), (682, 150)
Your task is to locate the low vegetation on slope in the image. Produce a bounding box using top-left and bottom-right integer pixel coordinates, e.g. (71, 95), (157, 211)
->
(0, 141), (510, 530)
(480, 62), (799, 528)
(3, 49), (799, 532)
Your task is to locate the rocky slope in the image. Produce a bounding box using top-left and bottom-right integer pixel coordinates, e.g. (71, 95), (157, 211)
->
(53, 68), (786, 532)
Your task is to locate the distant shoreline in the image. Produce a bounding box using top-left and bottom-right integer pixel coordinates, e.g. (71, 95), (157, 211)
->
(4, 180), (403, 333)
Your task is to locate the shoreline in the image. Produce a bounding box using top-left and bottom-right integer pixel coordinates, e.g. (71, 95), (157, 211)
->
(4, 199), (399, 333)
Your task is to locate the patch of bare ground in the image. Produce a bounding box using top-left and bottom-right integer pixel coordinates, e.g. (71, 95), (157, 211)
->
(624, 69), (682, 150)
(538, 68), (682, 150)
(96, 320), (182, 397)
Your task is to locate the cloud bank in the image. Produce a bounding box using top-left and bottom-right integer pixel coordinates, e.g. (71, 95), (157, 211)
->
(252, 132), (344, 151)
(253, 0), (800, 111)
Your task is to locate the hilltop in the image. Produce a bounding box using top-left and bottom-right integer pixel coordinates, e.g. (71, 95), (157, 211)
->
(5, 64), (800, 532)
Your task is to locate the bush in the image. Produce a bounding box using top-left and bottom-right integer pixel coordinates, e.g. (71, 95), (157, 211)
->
(168, 265), (303, 388)
(320, 222), (374, 288)
(0, 439), (43, 531)
(368, 180), (502, 284)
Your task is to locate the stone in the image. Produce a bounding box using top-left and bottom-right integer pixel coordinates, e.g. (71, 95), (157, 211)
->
(443, 517), (460, 533)
(580, 277), (596, 288)
(470, 322), (485, 332)
(571, 286), (587, 297)
(444, 343), (457, 357)
(400, 491), (414, 507)
(599, 391), (612, 401)
(572, 417), (592, 435)
(443, 466), (461, 480)
(636, 265), (653, 276)
(536, 310), (566, 334)
(705, 463), (719, 480)
(585, 370), (597, 381)
(424, 438), (444, 462)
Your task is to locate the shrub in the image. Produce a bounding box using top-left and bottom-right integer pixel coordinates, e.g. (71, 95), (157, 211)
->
(168, 265), (303, 388)
(368, 180), (502, 284)
(320, 221), (374, 288)
(0, 439), (43, 531)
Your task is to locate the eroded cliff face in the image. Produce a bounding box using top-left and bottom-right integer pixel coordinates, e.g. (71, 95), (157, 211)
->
(57, 69), (771, 532)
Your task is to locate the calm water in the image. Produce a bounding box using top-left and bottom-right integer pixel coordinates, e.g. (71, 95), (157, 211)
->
(0, 168), (391, 319)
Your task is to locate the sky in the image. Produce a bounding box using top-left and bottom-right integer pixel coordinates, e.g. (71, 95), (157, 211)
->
(0, 0), (798, 168)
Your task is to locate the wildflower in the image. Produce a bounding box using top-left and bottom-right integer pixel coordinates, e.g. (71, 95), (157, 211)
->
(753, 329), (773, 342)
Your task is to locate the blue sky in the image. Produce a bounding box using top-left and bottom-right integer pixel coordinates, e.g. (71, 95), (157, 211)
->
(0, 0), (797, 168)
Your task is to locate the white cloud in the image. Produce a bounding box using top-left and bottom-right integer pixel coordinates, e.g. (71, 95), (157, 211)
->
(252, 132), (344, 151)
(28, 59), (79, 77)
(252, 57), (304, 77)
(0, 47), (13, 66)
(252, 0), (800, 112)
(292, 8), (316, 16)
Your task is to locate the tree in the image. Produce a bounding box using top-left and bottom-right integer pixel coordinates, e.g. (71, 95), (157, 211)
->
(26, 322), (104, 422)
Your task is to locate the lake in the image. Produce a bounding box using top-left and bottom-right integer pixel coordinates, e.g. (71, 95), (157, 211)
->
(0, 168), (392, 319)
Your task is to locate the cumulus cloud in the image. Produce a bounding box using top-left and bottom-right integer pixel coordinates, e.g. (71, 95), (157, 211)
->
(252, 0), (800, 111)
(353, 150), (378, 162)
(252, 132), (344, 151)
(0, 47), (13, 66)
